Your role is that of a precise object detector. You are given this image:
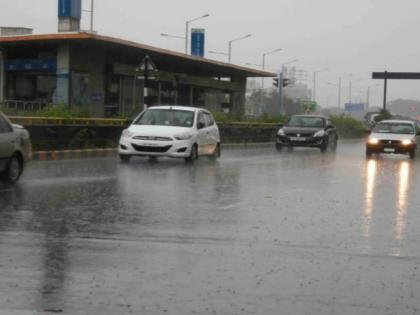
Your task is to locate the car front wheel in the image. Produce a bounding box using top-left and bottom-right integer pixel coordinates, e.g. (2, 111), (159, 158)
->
(185, 144), (198, 163)
(1, 155), (22, 184)
(119, 154), (131, 163)
(409, 149), (416, 159)
(320, 138), (329, 152)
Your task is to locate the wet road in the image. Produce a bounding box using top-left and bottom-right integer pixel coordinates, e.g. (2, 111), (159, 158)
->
(1, 141), (420, 315)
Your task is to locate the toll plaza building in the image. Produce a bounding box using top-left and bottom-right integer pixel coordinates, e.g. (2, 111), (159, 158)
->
(0, 32), (274, 117)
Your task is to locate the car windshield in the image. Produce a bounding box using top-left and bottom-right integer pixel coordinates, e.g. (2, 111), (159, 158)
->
(373, 122), (414, 134)
(133, 109), (195, 127)
(287, 117), (325, 128)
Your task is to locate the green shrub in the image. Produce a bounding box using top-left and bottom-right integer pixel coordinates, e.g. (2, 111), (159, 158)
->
(329, 115), (366, 138)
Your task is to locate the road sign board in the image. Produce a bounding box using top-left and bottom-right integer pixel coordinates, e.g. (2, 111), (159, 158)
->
(345, 103), (365, 112)
(191, 28), (205, 57)
(372, 72), (420, 80)
(300, 101), (317, 113)
(138, 56), (157, 72)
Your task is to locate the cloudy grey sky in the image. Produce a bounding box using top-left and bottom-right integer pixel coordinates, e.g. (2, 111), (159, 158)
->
(2, 0), (420, 107)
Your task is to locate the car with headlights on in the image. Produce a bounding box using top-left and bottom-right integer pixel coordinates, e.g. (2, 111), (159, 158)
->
(119, 106), (220, 162)
(0, 112), (32, 184)
(366, 120), (420, 159)
(276, 115), (338, 152)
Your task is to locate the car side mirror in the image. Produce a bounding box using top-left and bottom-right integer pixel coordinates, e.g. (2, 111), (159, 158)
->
(326, 125), (334, 129)
(198, 121), (205, 129)
(417, 131), (420, 136)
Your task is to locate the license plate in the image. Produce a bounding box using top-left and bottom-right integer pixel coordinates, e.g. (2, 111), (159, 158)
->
(384, 148), (395, 153)
(290, 137), (306, 141)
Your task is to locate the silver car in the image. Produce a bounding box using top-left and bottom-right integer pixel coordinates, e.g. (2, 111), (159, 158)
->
(0, 112), (32, 184)
(366, 119), (420, 159)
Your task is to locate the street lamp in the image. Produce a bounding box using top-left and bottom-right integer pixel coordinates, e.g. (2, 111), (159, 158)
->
(313, 68), (328, 102)
(208, 50), (228, 56)
(337, 74), (352, 110)
(185, 14), (210, 54)
(228, 34), (252, 63)
(161, 33), (186, 40)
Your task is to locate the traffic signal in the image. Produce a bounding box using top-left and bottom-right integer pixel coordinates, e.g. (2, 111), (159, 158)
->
(272, 78), (279, 87)
(283, 78), (291, 87)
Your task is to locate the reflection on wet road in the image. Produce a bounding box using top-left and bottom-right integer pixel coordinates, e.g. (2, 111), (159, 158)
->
(1, 141), (420, 315)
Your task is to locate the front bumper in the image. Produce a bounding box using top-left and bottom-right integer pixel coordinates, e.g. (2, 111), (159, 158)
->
(366, 141), (416, 154)
(119, 137), (193, 158)
(276, 135), (324, 147)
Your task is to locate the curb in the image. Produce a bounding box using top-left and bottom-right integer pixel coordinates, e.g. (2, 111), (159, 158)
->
(31, 148), (118, 161)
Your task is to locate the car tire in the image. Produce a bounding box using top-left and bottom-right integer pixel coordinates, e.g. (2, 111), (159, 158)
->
(1, 155), (22, 185)
(366, 147), (373, 157)
(320, 138), (329, 153)
(275, 143), (283, 151)
(209, 143), (221, 160)
(409, 149), (416, 159)
(185, 144), (198, 163)
(119, 154), (131, 163)
(331, 136), (338, 152)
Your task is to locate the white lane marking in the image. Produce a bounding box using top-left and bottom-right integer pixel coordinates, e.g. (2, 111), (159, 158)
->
(219, 202), (249, 210)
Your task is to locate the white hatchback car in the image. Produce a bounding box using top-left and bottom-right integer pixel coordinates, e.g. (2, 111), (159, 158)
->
(366, 120), (420, 159)
(119, 106), (221, 162)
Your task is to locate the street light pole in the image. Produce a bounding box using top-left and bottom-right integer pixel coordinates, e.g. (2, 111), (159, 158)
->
(185, 14), (210, 54)
(260, 48), (282, 107)
(90, 0), (94, 33)
(337, 74), (352, 110)
(313, 68), (328, 102)
(228, 34), (252, 63)
(279, 59), (299, 115)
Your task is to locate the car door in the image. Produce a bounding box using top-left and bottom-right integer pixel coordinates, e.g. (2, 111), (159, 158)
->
(203, 112), (218, 154)
(0, 114), (15, 170)
(196, 111), (208, 155)
(415, 123), (420, 150)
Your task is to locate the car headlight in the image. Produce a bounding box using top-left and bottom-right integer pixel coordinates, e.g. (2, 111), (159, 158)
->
(402, 139), (413, 146)
(368, 138), (379, 145)
(175, 133), (193, 140)
(313, 130), (325, 137)
(277, 129), (285, 136)
(122, 129), (134, 138)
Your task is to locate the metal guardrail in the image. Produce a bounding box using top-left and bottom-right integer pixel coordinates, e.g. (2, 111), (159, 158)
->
(3, 100), (48, 112)
(9, 116), (130, 126)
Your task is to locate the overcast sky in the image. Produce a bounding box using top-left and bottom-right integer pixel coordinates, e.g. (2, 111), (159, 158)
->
(2, 0), (420, 107)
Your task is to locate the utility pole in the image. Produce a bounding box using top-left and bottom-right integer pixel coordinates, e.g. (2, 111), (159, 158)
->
(338, 77), (341, 110)
(383, 73), (388, 111)
(90, 0), (94, 33)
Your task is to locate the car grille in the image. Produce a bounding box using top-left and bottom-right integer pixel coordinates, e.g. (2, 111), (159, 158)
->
(131, 144), (172, 153)
(132, 136), (173, 141)
(379, 140), (401, 145)
(285, 133), (314, 137)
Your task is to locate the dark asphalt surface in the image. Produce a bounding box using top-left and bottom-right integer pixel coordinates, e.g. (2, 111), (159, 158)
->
(1, 141), (420, 315)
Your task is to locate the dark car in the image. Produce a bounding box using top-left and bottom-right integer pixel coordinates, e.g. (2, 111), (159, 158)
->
(276, 115), (338, 152)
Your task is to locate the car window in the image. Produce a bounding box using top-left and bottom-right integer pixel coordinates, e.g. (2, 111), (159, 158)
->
(133, 109), (194, 127)
(288, 117), (325, 128)
(203, 112), (215, 127)
(373, 123), (414, 135)
(0, 114), (13, 133)
(197, 112), (207, 128)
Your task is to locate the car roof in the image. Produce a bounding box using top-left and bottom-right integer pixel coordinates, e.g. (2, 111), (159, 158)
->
(146, 105), (201, 112)
(291, 115), (327, 119)
(378, 119), (415, 125)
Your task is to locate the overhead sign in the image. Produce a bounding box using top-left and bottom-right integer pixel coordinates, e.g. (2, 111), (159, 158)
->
(345, 103), (365, 112)
(372, 72), (420, 80)
(191, 29), (205, 57)
(58, 0), (82, 19)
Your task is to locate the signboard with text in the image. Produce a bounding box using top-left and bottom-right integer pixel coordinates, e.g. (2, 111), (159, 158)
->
(345, 103), (365, 112)
(191, 29), (205, 57)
